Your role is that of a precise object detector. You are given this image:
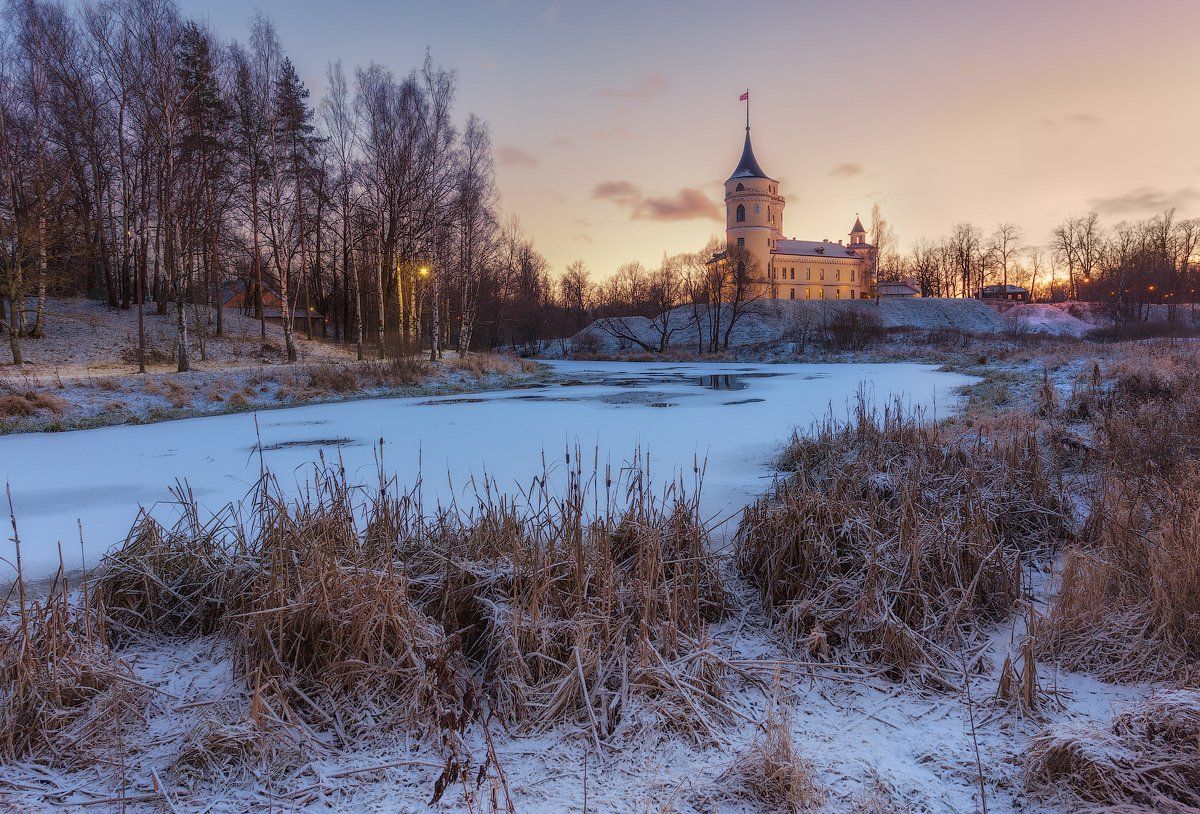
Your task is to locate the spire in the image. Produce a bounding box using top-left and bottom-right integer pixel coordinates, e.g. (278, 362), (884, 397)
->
(851, 214), (866, 234)
(729, 130), (771, 181)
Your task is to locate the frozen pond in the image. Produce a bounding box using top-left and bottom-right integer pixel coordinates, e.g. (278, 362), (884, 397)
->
(3, 360), (975, 580)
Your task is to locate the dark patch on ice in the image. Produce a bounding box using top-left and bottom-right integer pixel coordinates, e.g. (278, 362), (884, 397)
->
(695, 375), (747, 391)
(265, 418), (330, 428)
(253, 437), (360, 452)
(599, 390), (680, 406)
(723, 398), (766, 405)
(417, 397), (486, 406)
(507, 394), (575, 402)
(648, 402), (676, 408)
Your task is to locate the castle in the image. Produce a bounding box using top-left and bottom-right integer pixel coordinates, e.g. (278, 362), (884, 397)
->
(719, 123), (876, 300)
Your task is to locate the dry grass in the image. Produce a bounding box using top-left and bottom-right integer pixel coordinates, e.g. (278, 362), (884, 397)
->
(1026, 689), (1200, 812)
(1033, 349), (1200, 682)
(0, 386), (67, 418)
(0, 560), (142, 765)
(97, 503), (227, 642)
(446, 352), (539, 377)
(717, 691), (824, 812)
(737, 393), (1070, 687)
(88, 455), (730, 762)
(167, 715), (303, 791)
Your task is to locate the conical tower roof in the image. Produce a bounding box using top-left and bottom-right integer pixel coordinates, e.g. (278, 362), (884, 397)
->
(729, 130), (772, 181)
(851, 215), (866, 234)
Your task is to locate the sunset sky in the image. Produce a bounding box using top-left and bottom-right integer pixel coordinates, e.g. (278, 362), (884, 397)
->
(181, 0), (1200, 278)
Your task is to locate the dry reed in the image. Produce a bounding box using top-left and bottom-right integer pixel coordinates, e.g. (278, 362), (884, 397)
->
(1033, 354), (1200, 682)
(1025, 689), (1200, 812)
(737, 393), (1069, 687)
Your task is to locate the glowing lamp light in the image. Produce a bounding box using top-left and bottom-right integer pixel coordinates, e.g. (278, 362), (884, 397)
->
(419, 267), (430, 277)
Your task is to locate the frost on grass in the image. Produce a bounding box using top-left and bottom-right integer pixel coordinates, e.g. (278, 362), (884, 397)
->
(73, 455), (733, 799)
(1033, 352), (1200, 683)
(736, 393), (1071, 688)
(0, 563), (143, 766)
(1026, 689), (1200, 812)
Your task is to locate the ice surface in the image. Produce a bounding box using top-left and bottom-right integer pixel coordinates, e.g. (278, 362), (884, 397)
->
(2, 360), (974, 580)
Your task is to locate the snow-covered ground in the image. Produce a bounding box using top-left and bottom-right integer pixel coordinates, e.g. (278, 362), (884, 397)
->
(1, 360), (973, 581)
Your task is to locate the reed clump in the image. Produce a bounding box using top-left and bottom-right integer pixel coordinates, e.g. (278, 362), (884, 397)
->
(418, 490), (732, 742)
(222, 476), (473, 740)
(97, 502), (227, 641)
(88, 458), (730, 751)
(0, 566), (141, 764)
(1033, 353), (1200, 683)
(737, 395), (1069, 687)
(1025, 689), (1200, 812)
(717, 696), (824, 812)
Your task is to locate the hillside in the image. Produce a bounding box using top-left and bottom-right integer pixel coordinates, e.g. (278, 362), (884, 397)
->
(4, 297), (353, 377)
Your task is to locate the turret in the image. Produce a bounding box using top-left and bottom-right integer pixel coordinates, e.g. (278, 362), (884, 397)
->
(850, 215), (867, 245)
(725, 127), (784, 281)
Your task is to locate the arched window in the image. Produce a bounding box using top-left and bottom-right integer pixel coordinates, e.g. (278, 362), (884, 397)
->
(735, 183), (745, 191)
(736, 204), (745, 222)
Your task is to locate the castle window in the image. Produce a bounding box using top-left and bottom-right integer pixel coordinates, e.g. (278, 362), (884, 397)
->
(805, 288), (811, 299)
(851, 269), (856, 282)
(806, 269), (811, 281)
(736, 204), (745, 222)
(789, 289), (795, 300)
(737, 237), (744, 247)
(736, 183), (745, 191)
(835, 269), (840, 281)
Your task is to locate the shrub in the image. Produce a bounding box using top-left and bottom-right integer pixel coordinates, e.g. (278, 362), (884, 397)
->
(821, 307), (884, 351)
(1085, 319), (1200, 342)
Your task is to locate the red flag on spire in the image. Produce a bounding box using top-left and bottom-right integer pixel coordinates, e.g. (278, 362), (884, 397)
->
(739, 91), (749, 101)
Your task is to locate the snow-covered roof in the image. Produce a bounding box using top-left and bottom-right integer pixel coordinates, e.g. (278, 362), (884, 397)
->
(981, 284), (1029, 294)
(772, 239), (866, 258)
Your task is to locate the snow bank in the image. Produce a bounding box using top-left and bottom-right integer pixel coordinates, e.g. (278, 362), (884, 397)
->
(563, 298), (1007, 355)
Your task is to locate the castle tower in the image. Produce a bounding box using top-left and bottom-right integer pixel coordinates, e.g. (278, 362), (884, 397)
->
(725, 125), (784, 282)
(850, 215), (867, 245)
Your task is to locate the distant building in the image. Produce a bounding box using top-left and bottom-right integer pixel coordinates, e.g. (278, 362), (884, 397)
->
(977, 284), (1029, 302)
(712, 121), (876, 301)
(221, 281), (305, 319)
(877, 281), (920, 299)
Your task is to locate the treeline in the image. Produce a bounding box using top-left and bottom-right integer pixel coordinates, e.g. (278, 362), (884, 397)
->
(879, 208), (1199, 313)
(0, 0), (570, 369)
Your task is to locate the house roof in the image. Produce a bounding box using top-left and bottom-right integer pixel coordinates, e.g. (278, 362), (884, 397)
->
(981, 284), (1029, 293)
(729, 130), (773, 181)
(772, 239), (868, 258)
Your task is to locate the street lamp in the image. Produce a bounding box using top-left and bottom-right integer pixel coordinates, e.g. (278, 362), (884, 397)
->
(420, 265), (437, 361)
